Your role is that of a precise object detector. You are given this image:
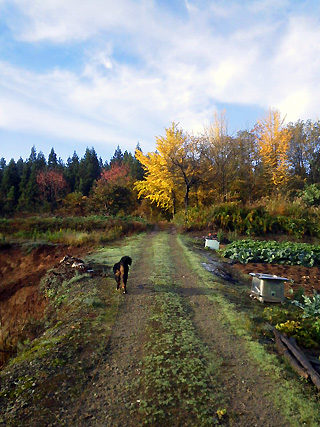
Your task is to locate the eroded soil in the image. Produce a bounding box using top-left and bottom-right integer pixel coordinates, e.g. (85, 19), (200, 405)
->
(0, 243), (90, 367)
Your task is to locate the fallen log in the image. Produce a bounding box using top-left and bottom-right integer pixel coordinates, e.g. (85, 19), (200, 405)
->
(272, 327), (320, 391)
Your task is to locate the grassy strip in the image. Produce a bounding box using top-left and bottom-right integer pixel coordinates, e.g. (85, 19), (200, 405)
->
(0, 215), (151, 245)
(178, 235), (320, 426)
(135, 233), (224, 426)
(0, 233), (146, 426)
(0, 215), (149, 233)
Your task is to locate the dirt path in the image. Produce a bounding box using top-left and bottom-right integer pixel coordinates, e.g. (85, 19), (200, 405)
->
(63, 231), (314, 426)
(65, 233), (157, 426)
(169, 233), (288, 426)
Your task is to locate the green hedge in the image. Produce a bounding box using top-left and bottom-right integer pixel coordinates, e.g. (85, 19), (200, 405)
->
(174, 204), (320, 238)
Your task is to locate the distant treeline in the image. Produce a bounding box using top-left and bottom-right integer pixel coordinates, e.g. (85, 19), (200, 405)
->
(2, 114), (320, 219)
(0, 144), (144, 216)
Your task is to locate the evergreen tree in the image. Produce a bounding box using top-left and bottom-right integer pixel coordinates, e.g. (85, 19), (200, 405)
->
(18, 148), (46, 211)
(0, 158), (6, 191)
(78, 147), (101, 196)
(48, 148), (58, 170)
(29, 146), (37, 163)
(64, 151), (80, 192)
(110, 145), (123, 167)
(37, 151), (47, 170)
(16, 157), (24, 180)
(17, 160), (32, 211)
(0, 158), (21, 213)
(123, 148), (144, 180)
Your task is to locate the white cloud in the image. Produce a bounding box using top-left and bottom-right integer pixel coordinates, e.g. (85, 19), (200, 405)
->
(266, 15), (320, 122)
(9, 0), (157, 43)
(1, 0), (320, 160)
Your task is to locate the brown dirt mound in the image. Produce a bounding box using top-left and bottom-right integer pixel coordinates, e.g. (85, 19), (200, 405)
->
(0, 243), (89, 368)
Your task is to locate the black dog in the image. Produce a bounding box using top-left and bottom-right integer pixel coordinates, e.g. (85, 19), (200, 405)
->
(113, 256), (132, 294)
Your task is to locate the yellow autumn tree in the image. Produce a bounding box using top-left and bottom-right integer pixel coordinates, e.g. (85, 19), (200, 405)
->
(203, 110), (238, 201)
(135, 122), (205, 216)
(255, 108), (291, 191)
(134, 149), (176, 213)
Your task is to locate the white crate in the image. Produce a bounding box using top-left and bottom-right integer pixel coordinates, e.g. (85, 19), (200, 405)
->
(249, 273), (290, 303)
(205, 239), (220, 250)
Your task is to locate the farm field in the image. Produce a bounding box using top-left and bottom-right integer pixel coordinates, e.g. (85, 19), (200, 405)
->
(1, 231), (320, 426)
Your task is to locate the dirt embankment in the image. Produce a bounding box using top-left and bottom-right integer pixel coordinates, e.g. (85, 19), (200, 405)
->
(0, 243), (89, 368)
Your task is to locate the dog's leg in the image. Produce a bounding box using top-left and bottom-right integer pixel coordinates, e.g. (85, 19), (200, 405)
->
(115, 271), (120, 290)
(120, 265), (127, 294)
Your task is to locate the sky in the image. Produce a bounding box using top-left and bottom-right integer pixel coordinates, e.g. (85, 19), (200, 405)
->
(1, 0), (320, 164)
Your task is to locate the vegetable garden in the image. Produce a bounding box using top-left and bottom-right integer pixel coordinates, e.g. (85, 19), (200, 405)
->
(221, 239), (320, 267)
(220, 238), (320, 353)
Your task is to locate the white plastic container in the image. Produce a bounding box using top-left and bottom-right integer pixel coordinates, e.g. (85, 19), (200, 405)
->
(205, 239), (220, 250)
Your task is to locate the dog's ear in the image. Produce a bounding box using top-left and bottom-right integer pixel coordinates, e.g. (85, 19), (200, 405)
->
(127, 256), (132, 265)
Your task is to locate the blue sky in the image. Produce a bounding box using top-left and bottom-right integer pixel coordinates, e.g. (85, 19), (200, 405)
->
(1, 0), (320, 164)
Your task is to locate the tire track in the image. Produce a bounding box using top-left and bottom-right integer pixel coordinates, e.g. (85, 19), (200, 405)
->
(66, 233), (157, 427)
(169, 233), (289, 427)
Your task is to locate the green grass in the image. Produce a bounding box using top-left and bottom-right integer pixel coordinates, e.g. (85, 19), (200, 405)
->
(0, 215), (151, 245)
(134, 233), (224, 426)
(178, 234), (320, 426)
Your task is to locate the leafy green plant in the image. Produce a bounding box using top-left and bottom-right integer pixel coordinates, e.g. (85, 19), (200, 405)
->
(216, 229), (225, 243)
(275, 318), (320, 348)
(263, 300), (320, 348)
(298, 184), (320, 207)
(221, 239), (320, 266)
(292, 292), (320, 317)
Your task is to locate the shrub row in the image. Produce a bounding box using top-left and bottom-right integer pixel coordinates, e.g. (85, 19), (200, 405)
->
(174, 204), (320, 237)
(0, 215), (149, 236)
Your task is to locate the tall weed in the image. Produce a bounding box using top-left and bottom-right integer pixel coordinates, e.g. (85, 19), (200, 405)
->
(173, 201), (320, 238)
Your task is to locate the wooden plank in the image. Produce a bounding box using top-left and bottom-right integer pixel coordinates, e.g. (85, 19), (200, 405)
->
(272, 327), (320, 391)
(273, 330), (309, 379)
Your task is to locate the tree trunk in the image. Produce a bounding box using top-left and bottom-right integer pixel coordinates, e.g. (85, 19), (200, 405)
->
(172, 190), (176, 216)
(184, 185), (190, 219)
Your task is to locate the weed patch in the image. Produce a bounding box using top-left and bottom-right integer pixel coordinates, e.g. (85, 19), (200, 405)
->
(0, 215), (151, 245)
